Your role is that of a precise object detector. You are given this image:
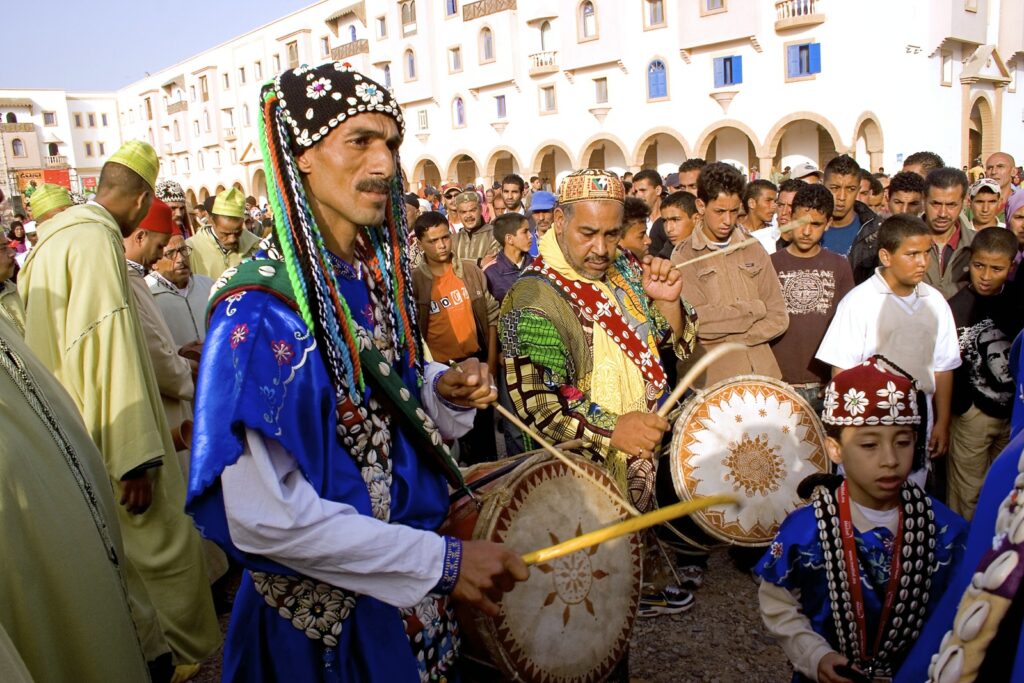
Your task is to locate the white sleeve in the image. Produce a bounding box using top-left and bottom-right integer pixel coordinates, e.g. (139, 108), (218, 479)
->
(758, 580), (835, 682)
(421, 361), (476, 440)
(222, 428), (446, 608)
(815, 292), (864, 370)
(932, 299), (963, 372)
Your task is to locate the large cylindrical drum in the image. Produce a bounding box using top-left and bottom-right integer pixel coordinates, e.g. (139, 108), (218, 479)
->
(669, 375), (830, 547)
(442, 452), (642, 682)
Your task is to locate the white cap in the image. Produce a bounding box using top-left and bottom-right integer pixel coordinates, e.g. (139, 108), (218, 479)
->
(791, 161), (822, 180)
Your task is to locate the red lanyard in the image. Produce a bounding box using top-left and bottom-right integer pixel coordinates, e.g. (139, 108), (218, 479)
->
(836, 482), (903, 663)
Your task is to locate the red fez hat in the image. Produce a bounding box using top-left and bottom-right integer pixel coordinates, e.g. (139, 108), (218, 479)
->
(139, 198), (175, 235)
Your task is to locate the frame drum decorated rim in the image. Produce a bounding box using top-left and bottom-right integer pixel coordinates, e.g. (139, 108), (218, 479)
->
(445, 453), (642, 683)
(669, 375), (829, 547)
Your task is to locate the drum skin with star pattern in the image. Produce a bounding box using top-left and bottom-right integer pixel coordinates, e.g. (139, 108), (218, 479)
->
(441, 452), (642, 683)
(669, 375), (830, 546)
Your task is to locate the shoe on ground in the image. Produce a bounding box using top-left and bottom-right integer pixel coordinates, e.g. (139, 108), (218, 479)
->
(638, 586), (695, 618)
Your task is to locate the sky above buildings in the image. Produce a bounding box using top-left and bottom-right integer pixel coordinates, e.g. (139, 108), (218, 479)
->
(2, 0), (314, 91)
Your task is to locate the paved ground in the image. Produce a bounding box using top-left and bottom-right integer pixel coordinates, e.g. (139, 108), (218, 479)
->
(194, 547), (792, 682)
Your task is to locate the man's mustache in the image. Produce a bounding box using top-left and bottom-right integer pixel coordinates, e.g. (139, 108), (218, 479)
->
(355, 178), (391, 194)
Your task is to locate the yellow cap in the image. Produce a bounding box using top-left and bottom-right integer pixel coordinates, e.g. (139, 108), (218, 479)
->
(212, 187), (246, 218)
(29, 183), (72, 219)
(107, 140), (160, 190)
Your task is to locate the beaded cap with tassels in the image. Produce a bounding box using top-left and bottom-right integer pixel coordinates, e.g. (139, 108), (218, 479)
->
(257, 61), (421, 404)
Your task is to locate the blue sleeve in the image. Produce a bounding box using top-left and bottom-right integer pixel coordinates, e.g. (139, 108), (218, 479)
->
(754, 505), (820, 591)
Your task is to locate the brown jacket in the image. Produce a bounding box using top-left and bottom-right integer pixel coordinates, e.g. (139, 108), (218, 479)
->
(925, 218), (975, 300)
(671, 223), (789, 386)
(412, 257), (498, 360)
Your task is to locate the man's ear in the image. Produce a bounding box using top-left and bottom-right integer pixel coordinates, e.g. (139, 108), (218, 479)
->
(695, 198), (706, 217)
(825, 435), (843, 466)
(296, 148), (315, 174)
(878, 247), (892, 268)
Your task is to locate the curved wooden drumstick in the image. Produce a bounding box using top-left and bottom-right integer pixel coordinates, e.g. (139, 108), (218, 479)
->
(656, 342), (746, 419)
(521, 494), (738, 565)
(672, 215), (810, 271)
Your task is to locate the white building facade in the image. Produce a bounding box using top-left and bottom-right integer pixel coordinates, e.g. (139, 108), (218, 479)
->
(7, 0), (1022, 211)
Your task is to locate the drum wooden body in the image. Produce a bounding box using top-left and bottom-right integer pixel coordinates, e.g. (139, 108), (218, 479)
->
(669, 375), (829, 547)
(442, 453), (642, 683)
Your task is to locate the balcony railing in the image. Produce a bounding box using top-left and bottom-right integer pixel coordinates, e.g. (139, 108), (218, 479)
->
(0, 122), (34, 133)
(167, 100), (188, 115)
(529, 51), (559, 76)
(44, 155), (68, 168)
(775, 0), (825, 31)
(332, 39), (369, 61)
(223, 127), (237, 141)
(463, 0), (516, 21)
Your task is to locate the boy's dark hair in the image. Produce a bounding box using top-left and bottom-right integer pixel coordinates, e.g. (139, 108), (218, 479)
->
(501, 174), (525, 191)
(863, 174), (884, 196)
(633, 169), (663, 189)
(678, 158), (707, 174)
(971, 225), (1019, 260)
(779, 178), (807, 195)
(403, 192), (420, 208)
(792, 183), (835, 217)
(889, 171), (926, 196)
(742, 179), (777, 209)
(823, 154), (861, 182)
(493, 212), (528, 246)
(904, 151), (945, 173)
(924, 167), (969, 200)
(662, 190), (698, 216)
(878, 214), (930, 253)
(413, 211), (449, 239)
(622, 196), (651, 225)
(697, 162), (745, 204)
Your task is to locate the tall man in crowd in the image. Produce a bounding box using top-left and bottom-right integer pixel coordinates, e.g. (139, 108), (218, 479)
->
(922, 167), (974, 298)
(414, 211), (499, 463)
(18, 140), (220, 678)
(451, 191), (498, 263)
(985, 151), (1017, 216)
(186, 66), (525, 681)
(186, 187), (260, 280)
(673, 162), (789, 386)
(822, 155), (882, 284)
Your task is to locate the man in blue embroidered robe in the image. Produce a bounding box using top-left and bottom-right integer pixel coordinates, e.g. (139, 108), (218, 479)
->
(187, 64), (527, 682)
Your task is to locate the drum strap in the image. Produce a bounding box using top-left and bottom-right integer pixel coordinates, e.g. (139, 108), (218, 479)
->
(813, 481), (934, 678)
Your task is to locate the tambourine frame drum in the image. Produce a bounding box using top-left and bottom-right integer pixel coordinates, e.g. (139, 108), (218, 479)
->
(669, 375), (829, 547)
(442, 452), (642, 683)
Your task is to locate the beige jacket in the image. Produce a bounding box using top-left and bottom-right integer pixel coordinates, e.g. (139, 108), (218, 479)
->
(671, 223), (789, 386)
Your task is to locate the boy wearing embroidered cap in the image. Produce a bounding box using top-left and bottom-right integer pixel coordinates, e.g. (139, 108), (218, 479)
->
(756, 356), (966, 683)
(27, 183), (72, 223)
(186, 186), (260, 280)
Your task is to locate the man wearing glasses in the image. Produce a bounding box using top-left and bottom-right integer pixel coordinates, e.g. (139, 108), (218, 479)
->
(147, 234), (215, 346)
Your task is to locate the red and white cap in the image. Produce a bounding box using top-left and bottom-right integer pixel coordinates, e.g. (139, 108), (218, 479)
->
(822, 355), (920, 426)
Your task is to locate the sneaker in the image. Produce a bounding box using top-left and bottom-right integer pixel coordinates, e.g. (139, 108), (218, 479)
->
(678, 564), (705, 589)
(638, 585), (695, 618)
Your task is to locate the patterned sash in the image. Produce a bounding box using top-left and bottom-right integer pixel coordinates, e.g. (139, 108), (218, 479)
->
(524, 256), (667, 396)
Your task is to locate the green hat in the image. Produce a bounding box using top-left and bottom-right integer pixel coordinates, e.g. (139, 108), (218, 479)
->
(107, 140), (159, 190)
(29, 183), (72, 218)
(212, 187), (246, 218)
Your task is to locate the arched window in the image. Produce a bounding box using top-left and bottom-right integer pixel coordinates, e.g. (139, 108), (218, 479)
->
(173, 120), (181, 140)
(405, 49), (416, 80)
(47, 143), (59, 156)
(401, 1), (416, 25)
(540, 20), (552, 51)
(452, 97), (465, 127)
(4, 113), (16, 123)
(480, 27), (494, 62)
(647, 59), (667, 99)
(349, 26), (357, 43)
(580, 1), (597, 39)
(383, 64), (392, 88)
(11, 138), (25, 156)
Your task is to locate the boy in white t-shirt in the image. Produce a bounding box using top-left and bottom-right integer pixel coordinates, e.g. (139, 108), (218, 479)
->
(816, 214), (961, 485)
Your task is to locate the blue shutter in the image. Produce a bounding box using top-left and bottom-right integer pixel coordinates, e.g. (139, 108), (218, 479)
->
(713, 58), (725, 88)
(648, 61), (667, 98)
(733, 55), (743, 84)
(808, 42), (822, 74)
(656, 67), (667, 97)
(786, 45), (800, 77)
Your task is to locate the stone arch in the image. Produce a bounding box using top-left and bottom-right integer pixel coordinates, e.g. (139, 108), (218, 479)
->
(214, 184), (226, 196)
(198, 187), (211, 202)
(410, 156), (443, 191)
(445, 150), (484, 187)
(251, 169), (267, 205)
(631, 127), (691, 175)
(579, 133), (631, 177)
(185, 188), (197, 209)
(853, 112), (885, 172)
(485, 147), (523, 186)
(530, 140), (577, 190)
(762, 112), (845, 174)
(968, 94), (995, 166)
(694, 120), (761, 177)
(232, 181), (244, 192)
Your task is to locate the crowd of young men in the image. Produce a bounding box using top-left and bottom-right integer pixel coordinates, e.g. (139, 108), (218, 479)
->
(1, 55), (1023, 682)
